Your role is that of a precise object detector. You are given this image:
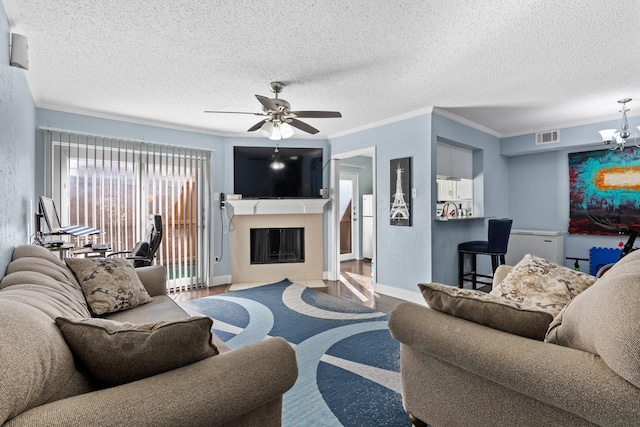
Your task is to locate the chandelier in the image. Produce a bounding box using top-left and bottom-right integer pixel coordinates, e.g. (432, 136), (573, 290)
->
(598, 98), (640, 150)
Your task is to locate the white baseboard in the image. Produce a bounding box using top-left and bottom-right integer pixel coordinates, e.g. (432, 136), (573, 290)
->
(211, 274), (232, 287)
(374, 282), (427, 306)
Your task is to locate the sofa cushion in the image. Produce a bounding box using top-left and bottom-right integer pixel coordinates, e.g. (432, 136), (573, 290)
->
(12, 244), (68, 266)
(5, 256), (81, 289)
(65, 257), (152, 315)
(55, 316), (219, 386)
(545, 249), (640, 388)
(0, 272), (92, 319)
(0, 300), (94, 424)
(490, 253), (596, 316)
(419, 283), (553, 340)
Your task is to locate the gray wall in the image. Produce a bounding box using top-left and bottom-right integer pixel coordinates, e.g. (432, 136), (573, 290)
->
(330, 114), (432, 299)
(0, 9), (36, 274)
(502, 119), (637, 273)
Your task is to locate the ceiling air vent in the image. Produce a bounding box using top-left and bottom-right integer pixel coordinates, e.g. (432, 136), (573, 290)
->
(535, 130), (559, 145)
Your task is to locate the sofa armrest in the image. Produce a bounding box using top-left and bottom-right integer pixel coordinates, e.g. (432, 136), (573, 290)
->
(135, 265), (167, 296)
(492, 264), (512, 287)
(6, 337), (298, 427)
(389, 303), (640, 426)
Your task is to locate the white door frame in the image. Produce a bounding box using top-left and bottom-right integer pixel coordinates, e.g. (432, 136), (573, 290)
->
(327, 147), (376, 283)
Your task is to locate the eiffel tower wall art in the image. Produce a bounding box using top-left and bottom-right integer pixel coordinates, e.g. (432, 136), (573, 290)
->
(389, 157), (412, 226)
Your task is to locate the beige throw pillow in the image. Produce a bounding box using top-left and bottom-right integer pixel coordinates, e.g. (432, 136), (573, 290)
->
(489, 254), (596, 317)
(55, 316), (219, 387)
(419, 283), (553, 340)
(65, 257), (152, 315)
(545, 249), (640, 388)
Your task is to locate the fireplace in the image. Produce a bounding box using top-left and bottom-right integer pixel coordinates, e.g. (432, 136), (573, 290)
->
(250, 228), (305, 264)
(227, 199), (329, 284)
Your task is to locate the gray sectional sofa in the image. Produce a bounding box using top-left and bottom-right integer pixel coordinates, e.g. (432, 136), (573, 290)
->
(390, 249), (640, 426)
(0, 244), (298, 426)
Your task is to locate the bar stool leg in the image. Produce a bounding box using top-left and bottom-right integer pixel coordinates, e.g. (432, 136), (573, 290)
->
(491, 255), (499, 273)
(471, 253), (477, 290)
(458, 251), (465, 288)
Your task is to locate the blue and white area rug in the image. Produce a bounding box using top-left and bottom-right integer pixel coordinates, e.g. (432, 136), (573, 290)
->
(179, 279), (411, 427)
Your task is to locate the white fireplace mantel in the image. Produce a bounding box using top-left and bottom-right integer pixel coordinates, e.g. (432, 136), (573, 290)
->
(227, 199), (329, 215)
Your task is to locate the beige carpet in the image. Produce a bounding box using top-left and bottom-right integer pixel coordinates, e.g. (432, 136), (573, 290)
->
(229, 279), (327, 292)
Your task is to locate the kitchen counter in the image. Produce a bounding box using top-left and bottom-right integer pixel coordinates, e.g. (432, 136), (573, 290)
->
(434, 216), (490, 222)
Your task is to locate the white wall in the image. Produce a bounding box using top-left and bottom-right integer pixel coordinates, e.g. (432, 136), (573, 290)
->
(0, 7), (36, 274)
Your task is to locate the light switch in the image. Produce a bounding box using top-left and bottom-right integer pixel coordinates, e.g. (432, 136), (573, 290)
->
(411, 188), (417, 198)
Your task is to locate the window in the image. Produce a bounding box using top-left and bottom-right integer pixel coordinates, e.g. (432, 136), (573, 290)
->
(44, 130), (213, 291)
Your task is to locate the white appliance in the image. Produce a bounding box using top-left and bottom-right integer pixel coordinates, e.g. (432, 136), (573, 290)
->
(362, 194), (374, 259)
(505, 229), (565, 265)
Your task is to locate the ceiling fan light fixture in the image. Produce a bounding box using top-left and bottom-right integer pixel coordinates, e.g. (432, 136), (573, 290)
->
(260, 121), (275, 138)
(269, 125), (283, 140)
(280, 122), (294, 139)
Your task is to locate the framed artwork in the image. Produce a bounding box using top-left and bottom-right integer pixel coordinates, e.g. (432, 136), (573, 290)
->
(390, 157), (411, 226)
(568, 147), (640, 234)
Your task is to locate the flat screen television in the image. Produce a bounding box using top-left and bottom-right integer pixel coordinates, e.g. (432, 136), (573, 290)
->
(234, 146), (324, 198)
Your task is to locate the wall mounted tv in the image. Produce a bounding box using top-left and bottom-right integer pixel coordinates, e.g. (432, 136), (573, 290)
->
(234, 146), (324, 199)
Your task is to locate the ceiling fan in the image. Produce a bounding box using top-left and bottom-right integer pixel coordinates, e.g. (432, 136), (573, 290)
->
(204, 82), (341, 140)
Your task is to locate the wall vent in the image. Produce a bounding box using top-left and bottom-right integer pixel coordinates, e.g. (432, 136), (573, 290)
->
(535, 130), (559, 145)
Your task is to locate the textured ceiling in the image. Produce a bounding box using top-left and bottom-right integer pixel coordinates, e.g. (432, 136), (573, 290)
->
(4, 0), (640, 139)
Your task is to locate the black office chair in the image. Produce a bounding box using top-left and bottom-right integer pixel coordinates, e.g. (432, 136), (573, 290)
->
(458, 218), (513, 289)
(109, 214), (163, 267)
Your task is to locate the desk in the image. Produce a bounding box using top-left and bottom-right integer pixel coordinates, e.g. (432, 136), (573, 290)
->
(47, 244), (110, 259)
(72, 247), (110, 258)
(46, 243), (75, 260)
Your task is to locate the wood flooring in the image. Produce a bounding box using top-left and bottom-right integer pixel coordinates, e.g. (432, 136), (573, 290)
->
(170, 259), (405, 314)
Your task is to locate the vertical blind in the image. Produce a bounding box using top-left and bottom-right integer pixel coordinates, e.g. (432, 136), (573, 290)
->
(44, 129), (213, 292)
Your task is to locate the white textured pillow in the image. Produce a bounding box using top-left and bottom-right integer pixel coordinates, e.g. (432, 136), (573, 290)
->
(490, 254), (596, 317)
(65, 257), (152, 315)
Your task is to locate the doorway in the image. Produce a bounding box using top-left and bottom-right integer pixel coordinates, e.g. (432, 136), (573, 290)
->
(329, 147), (376, 283)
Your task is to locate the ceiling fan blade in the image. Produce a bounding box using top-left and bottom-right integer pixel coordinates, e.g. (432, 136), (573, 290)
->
(247, 120), (267, 132)
(204, 110), (266, 116)
(291, 111), (342, 118)
(256, 95), (278, 111)
(288, 119), (320, 134)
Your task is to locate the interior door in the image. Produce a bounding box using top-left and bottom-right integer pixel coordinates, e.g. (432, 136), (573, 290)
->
(339, 172), (358, 261)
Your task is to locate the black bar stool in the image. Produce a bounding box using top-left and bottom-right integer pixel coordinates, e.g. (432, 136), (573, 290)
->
(458, 218), (513, 289)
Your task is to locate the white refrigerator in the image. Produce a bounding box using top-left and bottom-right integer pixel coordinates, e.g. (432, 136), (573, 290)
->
(362, 194), (374, 259)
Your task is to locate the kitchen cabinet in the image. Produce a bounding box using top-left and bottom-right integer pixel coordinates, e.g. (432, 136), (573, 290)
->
(437, 142), (473, 180)
(436, 178), (472, 201)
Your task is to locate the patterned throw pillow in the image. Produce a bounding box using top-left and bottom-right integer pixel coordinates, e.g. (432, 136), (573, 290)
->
(419, 283), (553, 340)
(65, 257), (152, 315)
(489, 254), (596, 317)
(55, 316), (219, 386)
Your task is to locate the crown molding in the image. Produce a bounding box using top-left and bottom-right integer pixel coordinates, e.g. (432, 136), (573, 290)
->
(328, 107), (435, 140)
(432, 107), (502, 138)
